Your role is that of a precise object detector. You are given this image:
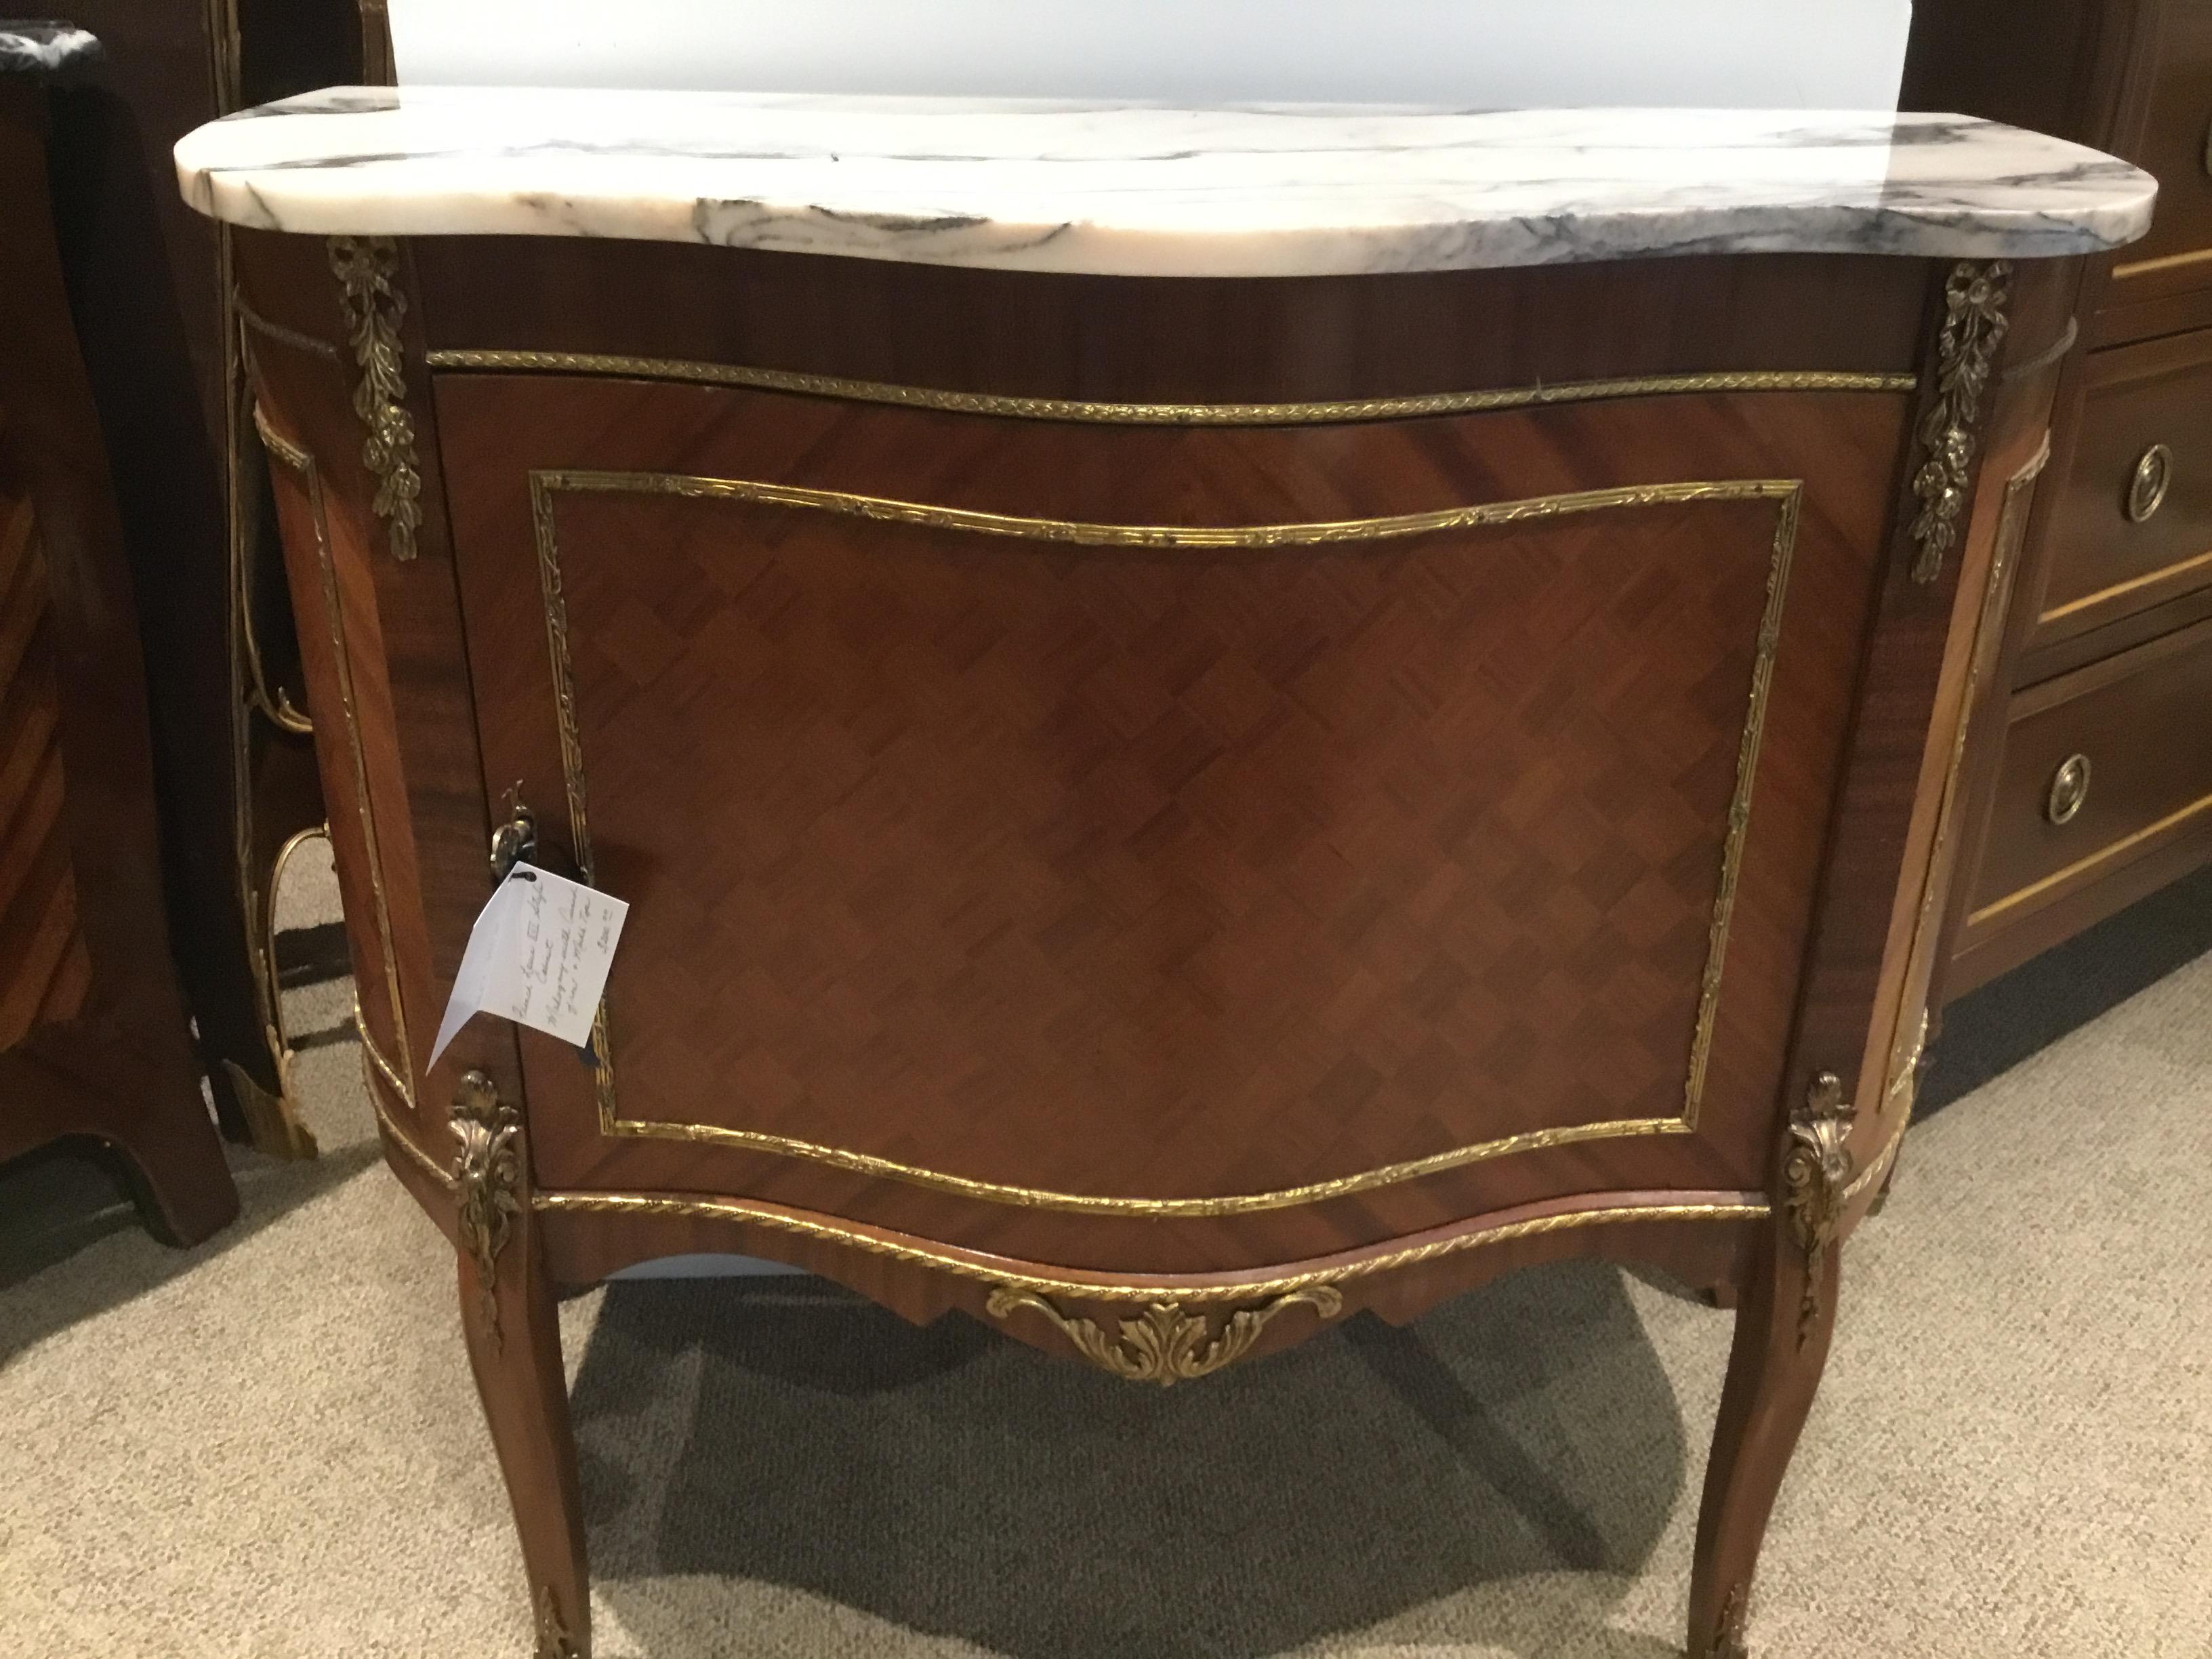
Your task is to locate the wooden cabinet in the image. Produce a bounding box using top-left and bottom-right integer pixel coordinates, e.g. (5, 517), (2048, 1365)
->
(38, 0), (363, 1159)
(0, 72), (235, 1244)
(220, 201), (2089, 1652)
(428, 371), (1896, 1260)
(1913, 0), (2212, 997)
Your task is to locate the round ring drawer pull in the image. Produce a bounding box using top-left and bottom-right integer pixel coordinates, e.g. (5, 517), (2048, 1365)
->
(2046, 753), (2092, 825)
(2125, 443), (2172, 523)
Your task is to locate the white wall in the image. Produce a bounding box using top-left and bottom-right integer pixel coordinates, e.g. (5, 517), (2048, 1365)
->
(392, 0), (1914, 109)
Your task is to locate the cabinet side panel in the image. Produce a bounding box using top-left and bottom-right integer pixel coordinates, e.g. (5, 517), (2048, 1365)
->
(0, 482), (92, 1047)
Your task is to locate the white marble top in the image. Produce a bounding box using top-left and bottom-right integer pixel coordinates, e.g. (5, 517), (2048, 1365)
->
(0, 22), (101, 77)
(173, 86), (2156, 278)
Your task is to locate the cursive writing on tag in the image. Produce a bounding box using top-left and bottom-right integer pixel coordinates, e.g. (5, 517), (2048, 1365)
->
(428, 864), (629, 1068)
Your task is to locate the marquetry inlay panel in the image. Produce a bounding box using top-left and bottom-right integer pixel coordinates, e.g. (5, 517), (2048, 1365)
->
(513, 451), (1795, 1211)
(0, 483), (93, 1050)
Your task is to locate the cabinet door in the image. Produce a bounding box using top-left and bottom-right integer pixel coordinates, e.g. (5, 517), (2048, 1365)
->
(436, 373), (1900, 1272)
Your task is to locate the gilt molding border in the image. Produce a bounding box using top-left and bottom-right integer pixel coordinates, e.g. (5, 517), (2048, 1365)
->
(527, 1190), (1766, 1300)
(236, 291), (338, 361)
(527, 470), (1802, 1214)
(255, 404), (418, 1101)
(351, 1034), (1769, 1303)
(425, 351), (1916, 426)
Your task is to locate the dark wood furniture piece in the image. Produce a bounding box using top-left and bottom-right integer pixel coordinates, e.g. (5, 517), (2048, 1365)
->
(192, 94), (2146, 1658)
(1909, 0), (2212, 994)
(36, 0), (367, 1158)
(0, 31), (235, 1244)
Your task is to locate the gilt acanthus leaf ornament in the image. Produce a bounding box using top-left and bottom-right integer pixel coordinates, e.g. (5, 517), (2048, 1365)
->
(1782, 1071), (1857, 1347)
(327, 234), (424, 562)
(451, 1069), (523, 1348)
(1908, 259), (2011, 585)
(985, 1286), (1344, 1385)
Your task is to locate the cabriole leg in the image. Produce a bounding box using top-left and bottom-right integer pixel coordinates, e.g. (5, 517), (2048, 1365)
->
(450, 1071), (590, 1658)
(1688, 1069), (1853, 1657)
(1685, 1228), (1838, 1656)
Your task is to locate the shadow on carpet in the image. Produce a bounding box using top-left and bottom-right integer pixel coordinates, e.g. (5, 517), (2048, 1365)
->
(0, 1134), (382, 1367)
(571, 1260), (1698, 1658)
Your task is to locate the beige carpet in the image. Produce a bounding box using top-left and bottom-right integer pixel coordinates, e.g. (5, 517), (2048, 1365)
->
(3, 854), (2208, 1658)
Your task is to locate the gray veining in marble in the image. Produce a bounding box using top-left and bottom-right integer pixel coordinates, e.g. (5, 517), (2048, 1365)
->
(0, 20), (99, 77)
(173, 85), (2156, 278)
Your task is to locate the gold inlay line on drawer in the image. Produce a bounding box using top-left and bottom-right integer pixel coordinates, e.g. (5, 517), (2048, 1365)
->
(529, 469), (1803, 1215)
(1968, 789), (2212, 928)
(2039, 545), (2212, 625)
(428, 349), (1912, 426)
(2109, 246), (2212, 281)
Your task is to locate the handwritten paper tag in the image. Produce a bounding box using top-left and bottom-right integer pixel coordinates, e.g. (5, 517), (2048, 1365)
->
(428, 865), (629, 1068)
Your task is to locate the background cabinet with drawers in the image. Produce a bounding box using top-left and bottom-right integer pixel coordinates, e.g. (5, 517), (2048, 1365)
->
(1909, 0), (2212, 998)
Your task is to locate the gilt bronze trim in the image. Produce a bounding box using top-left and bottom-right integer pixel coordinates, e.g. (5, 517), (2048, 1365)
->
(327, 235), (424, 561)
(251, 823), (333, 1126)
(536, 470), (1797, 552)
(528, 1191), (1765, 1300)
(451, 1071), (522, 1347)
(1782, 1071), (1857, 1347)
(359, 1013), (452, 1195)
(255, 404), (417, 1101)
(426, 350), (1916, 424)
(1842, 1106), (1909, 1208)
(228, 407), (314, 735)
(1923, 430), (2047, 912)
(1908, 260), (2011, 585)
(985, 1286), (1344, 1385)
(1879, 429), (2048, 1137)
(219, 1059), (315, 1161)
(356, 998), (421, 1116)
(528, 470), (1802, 1214)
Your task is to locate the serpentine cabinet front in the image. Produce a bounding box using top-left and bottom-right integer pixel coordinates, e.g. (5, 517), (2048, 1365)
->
(233, 230), (2057, 1304)
(230, 223), (2075, 1658)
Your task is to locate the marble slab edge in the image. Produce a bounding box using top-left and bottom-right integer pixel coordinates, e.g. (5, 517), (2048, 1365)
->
(173, 91), (2158, 278)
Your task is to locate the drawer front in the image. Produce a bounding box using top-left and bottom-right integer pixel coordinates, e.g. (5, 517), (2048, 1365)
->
(2106, 5), (2212, 307)
(434, 370), (1902, 1271)
(1965, 617), (2212, 937)
(2034, 329), (2212, 643)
